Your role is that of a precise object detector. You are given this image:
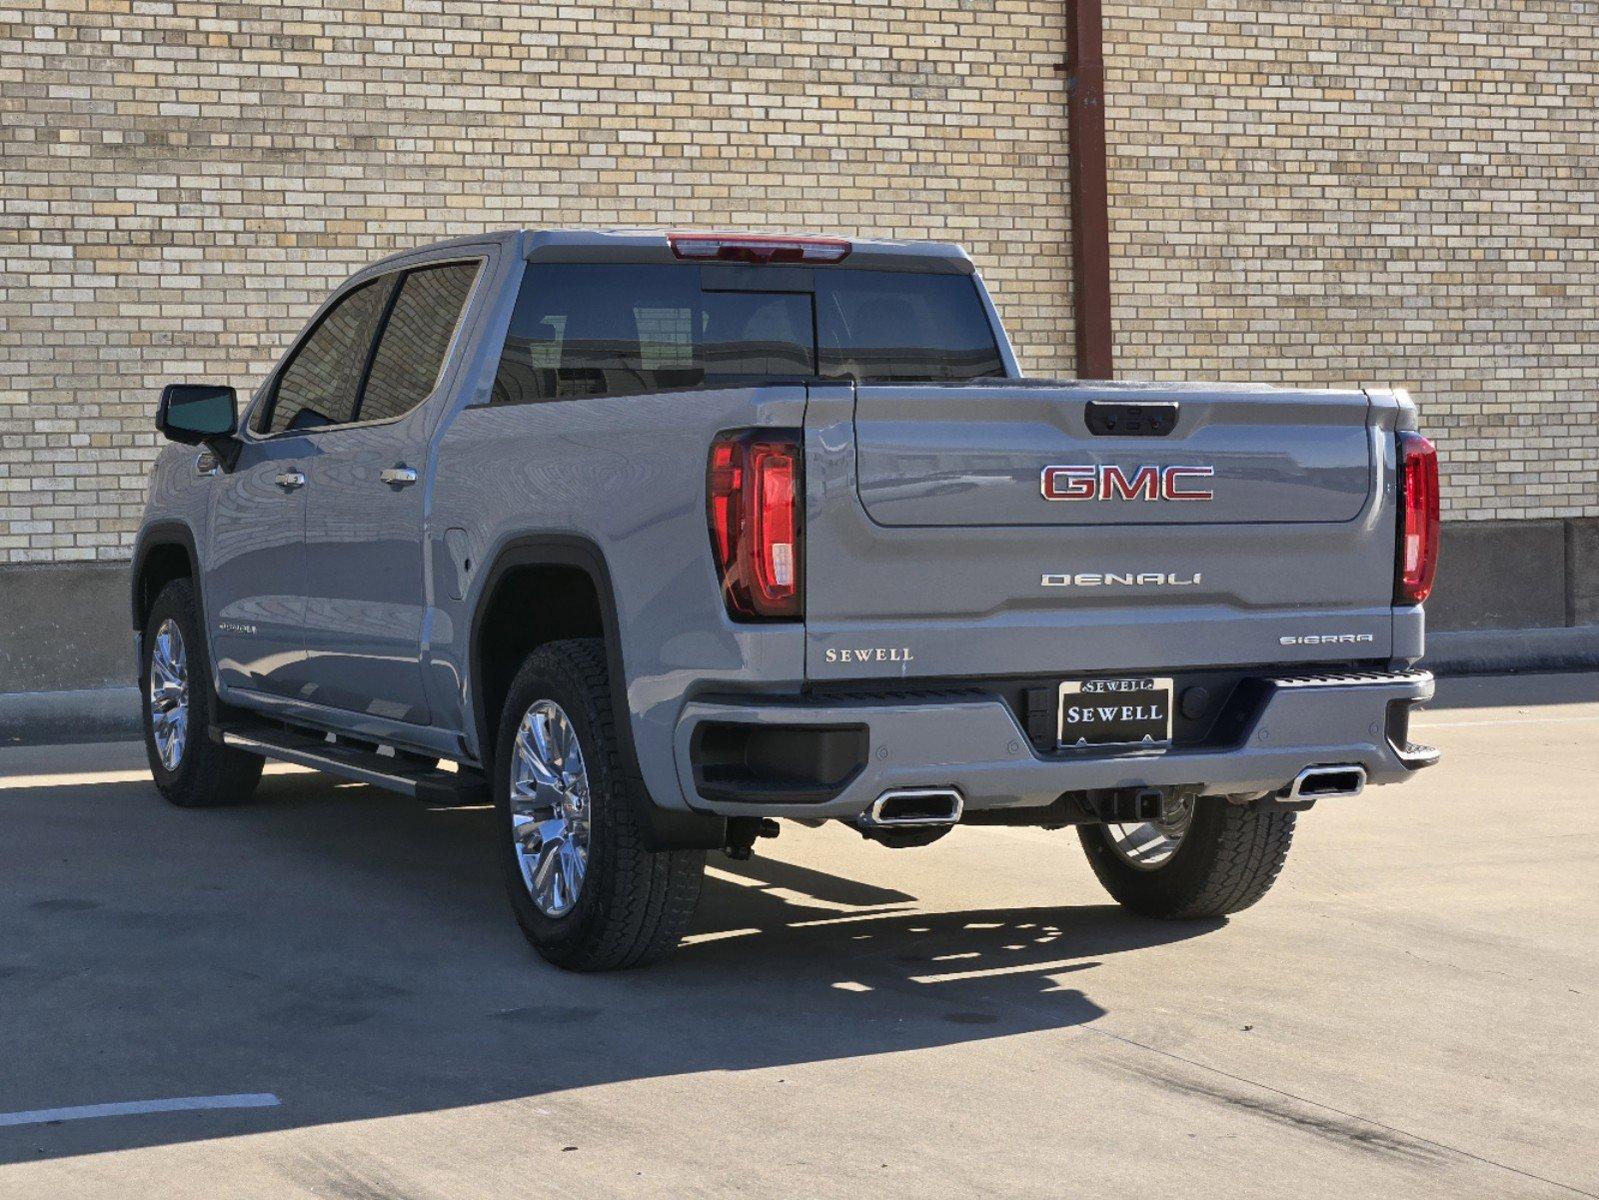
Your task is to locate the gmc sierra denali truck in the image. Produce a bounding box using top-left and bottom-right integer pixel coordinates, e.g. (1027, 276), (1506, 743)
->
(134, 229), (1441, 971)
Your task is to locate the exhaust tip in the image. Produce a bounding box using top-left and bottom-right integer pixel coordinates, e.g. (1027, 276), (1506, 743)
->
(860, 788), (965, 828)
(1288, 765), (1367, 801)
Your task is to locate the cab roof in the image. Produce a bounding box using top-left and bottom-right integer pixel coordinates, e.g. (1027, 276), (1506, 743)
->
(367, 228), (976, 276)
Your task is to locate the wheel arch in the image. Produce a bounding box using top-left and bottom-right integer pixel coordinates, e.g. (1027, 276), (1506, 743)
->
(132, 521), (204, 635)
(467, 534), (725, 852)
(470, 536), (616, 768)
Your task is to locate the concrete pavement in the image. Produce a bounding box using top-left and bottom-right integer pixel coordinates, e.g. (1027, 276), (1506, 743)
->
(0, 674), (1595, 1198)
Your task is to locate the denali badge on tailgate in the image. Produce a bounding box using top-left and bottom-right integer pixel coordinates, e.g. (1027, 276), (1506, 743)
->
(1043, 571), (1203, 589)
(1041, 464), (1215, 503)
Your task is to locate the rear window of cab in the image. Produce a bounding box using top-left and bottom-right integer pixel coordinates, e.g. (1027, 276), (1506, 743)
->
(491, 263), (1005, 404)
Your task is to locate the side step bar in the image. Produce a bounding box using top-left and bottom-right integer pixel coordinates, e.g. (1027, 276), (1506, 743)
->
(210, 723), (488, 806)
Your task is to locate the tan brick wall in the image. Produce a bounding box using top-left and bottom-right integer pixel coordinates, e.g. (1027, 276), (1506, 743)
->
(1104, 1), (1599, 522)
(4, 2), (1596, 565)
(0, 0), (1073, 562)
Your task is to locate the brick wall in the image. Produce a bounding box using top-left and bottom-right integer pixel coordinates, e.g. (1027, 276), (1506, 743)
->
(1105, 0), (1599, 522)
(2, 1), (1595, 565)
(0, 0), (1073, 562)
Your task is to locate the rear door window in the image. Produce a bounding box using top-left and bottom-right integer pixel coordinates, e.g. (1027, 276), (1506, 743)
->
(358, 261), (480, 423)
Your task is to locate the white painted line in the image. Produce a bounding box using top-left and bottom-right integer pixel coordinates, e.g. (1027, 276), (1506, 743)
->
(703, 866), (763, 887)
(679, 926), (761, 946)
(911, 957), (1093, 985)
(1414, 715), (1599, 730)
(0, 1093), (280, 1128)
(0, 763), (312, 791)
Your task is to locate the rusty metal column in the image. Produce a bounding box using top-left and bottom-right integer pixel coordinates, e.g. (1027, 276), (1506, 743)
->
(1066, 0), (1113, 379)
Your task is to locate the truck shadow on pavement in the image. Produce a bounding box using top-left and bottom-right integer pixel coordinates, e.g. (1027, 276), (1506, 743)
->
(0, 766), (1219, 1164)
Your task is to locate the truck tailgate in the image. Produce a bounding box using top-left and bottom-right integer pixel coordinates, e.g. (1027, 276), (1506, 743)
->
(803, 382), (1403, 681)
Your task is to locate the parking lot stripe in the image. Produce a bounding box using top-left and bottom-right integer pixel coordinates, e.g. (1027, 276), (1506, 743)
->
(0, 1094), (281, 1128)
(1414, 714), (1599, 729)
(0, 763), (311, 791)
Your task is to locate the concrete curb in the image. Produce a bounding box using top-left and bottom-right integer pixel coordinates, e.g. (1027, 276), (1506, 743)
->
(0, 626), (1594, 745)
(0, 686), (140, 745)
(1424, 626), (1599, 676)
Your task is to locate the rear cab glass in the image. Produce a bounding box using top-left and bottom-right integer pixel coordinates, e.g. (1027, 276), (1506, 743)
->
(491, 263), (1005, 404)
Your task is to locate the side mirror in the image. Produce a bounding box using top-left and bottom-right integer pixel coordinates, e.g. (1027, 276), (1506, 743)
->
(157, 383), (238, 445)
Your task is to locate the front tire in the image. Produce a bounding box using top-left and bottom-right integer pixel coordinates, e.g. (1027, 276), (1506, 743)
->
(140, 578), (263, 808)
(494, 639), (704, 971)
(1077, 795), (1295, 919)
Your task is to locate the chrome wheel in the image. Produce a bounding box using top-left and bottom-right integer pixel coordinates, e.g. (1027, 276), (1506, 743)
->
(148, 617), (189, 772)
(1105, 795), (1194, 871)
(509, 699), (592, 918)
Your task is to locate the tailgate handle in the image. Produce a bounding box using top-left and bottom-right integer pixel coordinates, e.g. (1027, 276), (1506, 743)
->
(1085, 401), (1178, 437)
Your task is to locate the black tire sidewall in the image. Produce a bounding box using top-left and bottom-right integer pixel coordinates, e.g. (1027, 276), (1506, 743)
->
(141, 577), (261, 807)
(493, 648), (620, 958)
(141, 579), (208, 795)
(1080, 797), (1228, 911)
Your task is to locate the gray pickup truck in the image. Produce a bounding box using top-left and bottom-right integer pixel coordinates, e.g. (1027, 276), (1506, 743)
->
(134, 229), (1441, 970)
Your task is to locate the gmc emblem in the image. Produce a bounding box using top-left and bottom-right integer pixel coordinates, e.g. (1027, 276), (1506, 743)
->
(1041, 464), (1215, 503)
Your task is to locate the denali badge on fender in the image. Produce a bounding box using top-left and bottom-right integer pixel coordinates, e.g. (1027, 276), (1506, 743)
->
(1041, 464), (1215, 503)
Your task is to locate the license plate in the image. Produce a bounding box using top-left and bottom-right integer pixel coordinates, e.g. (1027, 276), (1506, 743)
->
(1058, 677), (1174, 749)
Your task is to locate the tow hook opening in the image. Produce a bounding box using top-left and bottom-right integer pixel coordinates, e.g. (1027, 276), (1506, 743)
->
(1089, 786), (1196, 826)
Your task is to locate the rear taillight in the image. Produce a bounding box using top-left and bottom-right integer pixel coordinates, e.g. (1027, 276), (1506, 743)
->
(1396, 431), (1440, 605)
(708, 430), (804, 620)
(670, 233), (851, 265)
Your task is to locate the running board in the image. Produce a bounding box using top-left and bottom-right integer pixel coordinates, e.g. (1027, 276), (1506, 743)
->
(209, 723), (488, 806)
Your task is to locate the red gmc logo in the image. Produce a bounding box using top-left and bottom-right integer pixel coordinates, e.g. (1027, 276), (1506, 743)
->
(1041, 464), (1216, 502)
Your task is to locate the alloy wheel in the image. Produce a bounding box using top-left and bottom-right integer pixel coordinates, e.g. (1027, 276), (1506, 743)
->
(1104, 794), (1194, 871)
(148, 617), (189, 772)
(508, 699), (592, 918)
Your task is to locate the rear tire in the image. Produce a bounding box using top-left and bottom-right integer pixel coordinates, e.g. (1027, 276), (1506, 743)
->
(493, 639), (704, 971)
(1077, 796), (1295, 919)
(140, 578), (263, 808)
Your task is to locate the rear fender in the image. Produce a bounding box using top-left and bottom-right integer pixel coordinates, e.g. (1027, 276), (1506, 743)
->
(469, 534), (726, 851)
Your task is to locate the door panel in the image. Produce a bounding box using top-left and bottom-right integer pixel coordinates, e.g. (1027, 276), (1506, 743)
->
(206, 437), (310, 699)
(295, 260), (480, 723)
(297, 415), (432, 721)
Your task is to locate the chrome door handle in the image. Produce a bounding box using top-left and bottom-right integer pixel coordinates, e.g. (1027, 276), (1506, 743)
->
(380, 466), (419, 487)
(274, 470), (306, 491)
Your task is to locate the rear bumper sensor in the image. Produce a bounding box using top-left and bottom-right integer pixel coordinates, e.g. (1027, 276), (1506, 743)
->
(670, 669), (1436, 819)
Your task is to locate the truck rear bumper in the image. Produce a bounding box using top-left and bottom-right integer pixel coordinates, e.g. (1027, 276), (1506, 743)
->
(671, 669), (1437, 820)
